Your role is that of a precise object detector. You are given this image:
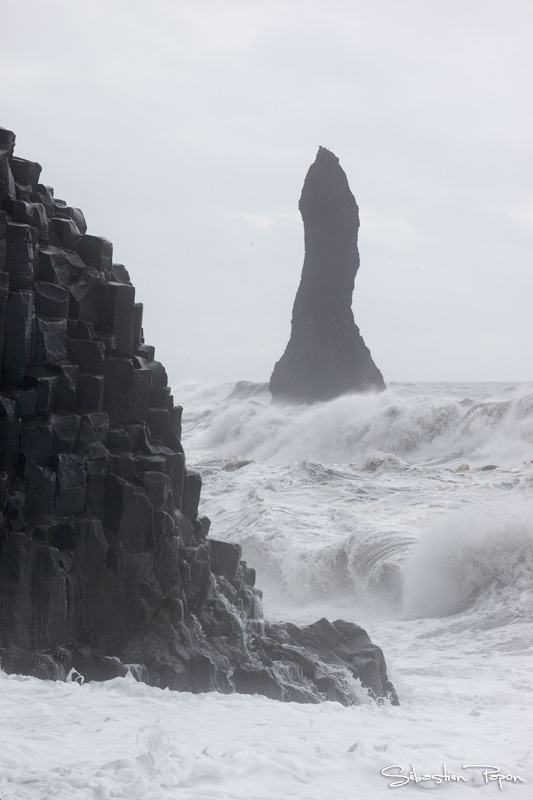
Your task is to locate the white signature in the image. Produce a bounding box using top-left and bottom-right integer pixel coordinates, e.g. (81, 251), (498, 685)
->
(381, 764), (525, 790)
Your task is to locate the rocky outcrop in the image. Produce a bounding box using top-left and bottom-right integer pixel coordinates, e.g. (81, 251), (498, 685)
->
(0, 128), (397, 705)
(270, 147), (385, 403)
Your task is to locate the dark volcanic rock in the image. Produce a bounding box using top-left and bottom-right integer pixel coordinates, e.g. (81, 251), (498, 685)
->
(0, 128), (398, 708)
(270, 147), (385, 403)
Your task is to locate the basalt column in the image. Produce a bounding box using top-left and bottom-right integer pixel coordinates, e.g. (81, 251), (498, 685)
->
(0, 128), (397, 707)
(270, 147), (385, 403)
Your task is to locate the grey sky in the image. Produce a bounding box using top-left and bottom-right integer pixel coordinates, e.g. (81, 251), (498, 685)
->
(2, 0), (532, 383)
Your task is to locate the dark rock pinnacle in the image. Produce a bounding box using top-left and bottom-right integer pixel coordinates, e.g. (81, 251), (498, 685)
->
(270, 146), (385, 403)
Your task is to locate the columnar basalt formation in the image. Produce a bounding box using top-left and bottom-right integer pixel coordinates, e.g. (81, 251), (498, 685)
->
(0, 128), (397, 705)
(270, 147), (386, 403)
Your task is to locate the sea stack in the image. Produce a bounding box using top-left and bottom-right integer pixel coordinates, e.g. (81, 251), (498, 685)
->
(270, 147), (385, 403)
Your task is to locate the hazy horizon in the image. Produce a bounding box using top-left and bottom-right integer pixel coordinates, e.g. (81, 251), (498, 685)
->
(2, 0), (532, 385)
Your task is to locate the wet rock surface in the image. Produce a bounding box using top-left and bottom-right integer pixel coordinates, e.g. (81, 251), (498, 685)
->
(0, 128), (397, 705)
(270, 147), (386, 403)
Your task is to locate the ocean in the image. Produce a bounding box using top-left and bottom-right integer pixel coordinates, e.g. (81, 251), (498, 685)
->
(1, 381), (532, 798)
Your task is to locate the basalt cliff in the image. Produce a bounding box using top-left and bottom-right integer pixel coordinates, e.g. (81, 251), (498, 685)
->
(0, 127), (397, 705)
(270, 147), (385, 403)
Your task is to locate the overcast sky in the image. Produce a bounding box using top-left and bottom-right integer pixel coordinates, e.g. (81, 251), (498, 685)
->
(2, 0), (532, 384)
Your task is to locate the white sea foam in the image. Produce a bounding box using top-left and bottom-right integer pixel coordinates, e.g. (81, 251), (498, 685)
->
(176, 380), (533, 467)
(1, 381), (532, 798)
(403, 497), (533, 619)
(178, 381), (533, 628)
